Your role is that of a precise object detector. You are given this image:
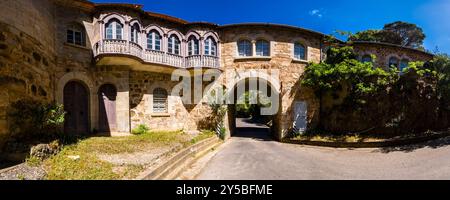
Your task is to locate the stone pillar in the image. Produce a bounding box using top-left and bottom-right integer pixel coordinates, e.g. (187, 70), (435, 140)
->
(116, 89), (130, 133)
(252, 40), (256, 56)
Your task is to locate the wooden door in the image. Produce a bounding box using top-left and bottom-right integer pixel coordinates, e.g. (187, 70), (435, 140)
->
(98, 84), (117, 133)
(64, 81), (89, 135)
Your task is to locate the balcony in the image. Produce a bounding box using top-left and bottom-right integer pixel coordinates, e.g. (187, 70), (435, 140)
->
(94, 39), (220, 69)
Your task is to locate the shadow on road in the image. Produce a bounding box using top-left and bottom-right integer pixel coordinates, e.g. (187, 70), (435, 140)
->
(375, 136), (450, 153)
(233, 118), (274, 141)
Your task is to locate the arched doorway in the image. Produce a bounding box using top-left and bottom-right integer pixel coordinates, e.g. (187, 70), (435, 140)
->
(64, 81), (89, 135)
(98, 84), (117, 133)
(227, 77), (281, 140)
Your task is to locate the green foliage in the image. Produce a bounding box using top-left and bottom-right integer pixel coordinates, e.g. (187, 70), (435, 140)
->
(131, 124), (150, 135)
(235, 91), (271, 118)
(383, 21), (426, 49)
(430, 54), (450, 109)
(302, 46), (396, 100)
(346, 21), (426, 49)
(207, 87), (228, 140)
(8, 99), (65, 139)
(190, 130), (215, 144)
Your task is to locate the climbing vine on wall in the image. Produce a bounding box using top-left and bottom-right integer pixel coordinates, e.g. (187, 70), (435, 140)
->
(302, 46), (399, 103)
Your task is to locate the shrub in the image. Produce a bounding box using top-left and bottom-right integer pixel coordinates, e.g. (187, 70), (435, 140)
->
(8, 99), (65, 140)
(131, 124), (150, 135)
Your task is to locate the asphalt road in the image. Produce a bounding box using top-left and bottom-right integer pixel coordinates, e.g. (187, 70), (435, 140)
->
(195, 118), (450, 180)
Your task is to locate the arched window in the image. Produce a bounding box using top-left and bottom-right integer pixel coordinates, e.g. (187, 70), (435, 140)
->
(294, 43), (306, 60)
(168, 35), (181, 55)
(204, 37), (217, 56)
(361, 55), (373, 63)
(238, 40), (252, 57)
(147, 31), (162, 51)
(399, 59), (409, 72)
(388, 57), (399, 68)
(256, 40), (270, 57)
(153, 88), (168, 113)
(105, 19), (123, 40)
(130, 23), (140, 43)
(67, 23), (86, 46)
(187, 36), (199, 56)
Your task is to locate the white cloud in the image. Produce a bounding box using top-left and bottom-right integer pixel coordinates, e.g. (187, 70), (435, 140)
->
(309, 9), (323, 18)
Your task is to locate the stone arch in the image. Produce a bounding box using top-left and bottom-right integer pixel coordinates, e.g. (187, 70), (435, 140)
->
(225, 70), (281, 94)
(167, 29), (185, 41)
(186, 31), (201, 40)
(224, 70), (282, 139)
(129, 19), (143, 30)
(202, 31), (219, 43)
(101, 13), (126, 25)
(94, 74), (130, 134)
(144, 24), (165, 35)
(57, 72), (96, 133)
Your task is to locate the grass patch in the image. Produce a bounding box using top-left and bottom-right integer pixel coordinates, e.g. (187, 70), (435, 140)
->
(43, 130), (213, 180)
(292, 130), (443, 143)
(25, 156), (42, 167)
(190, 130), (216, 144)
(44, 148), (119, 180)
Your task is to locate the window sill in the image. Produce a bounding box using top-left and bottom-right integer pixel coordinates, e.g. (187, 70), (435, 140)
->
(151, 113), (171, 117)
(292, 59), (309, 64)
(234, 56), (271, 62)
(64, 42), (91, 51)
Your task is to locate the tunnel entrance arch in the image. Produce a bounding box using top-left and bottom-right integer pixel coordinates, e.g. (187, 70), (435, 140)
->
(224, 71), (282, 140)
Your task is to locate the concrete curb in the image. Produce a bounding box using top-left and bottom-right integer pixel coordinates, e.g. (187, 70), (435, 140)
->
(282, 131), (450, 148)
(136, 136), (222, 180)
(0, 163), (23, 175)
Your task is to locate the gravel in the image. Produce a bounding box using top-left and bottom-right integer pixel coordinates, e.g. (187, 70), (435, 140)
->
(0, 163), (46, 180)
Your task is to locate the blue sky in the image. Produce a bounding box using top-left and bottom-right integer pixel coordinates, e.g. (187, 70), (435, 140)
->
(92, 0), (450, 54)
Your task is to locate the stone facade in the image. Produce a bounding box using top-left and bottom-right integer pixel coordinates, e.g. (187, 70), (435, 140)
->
(352, 42), (433, 68)
(0, 0), (435, 150)
(0, 0), (57, 150)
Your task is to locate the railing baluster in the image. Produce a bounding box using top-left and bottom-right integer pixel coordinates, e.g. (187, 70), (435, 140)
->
(96, 40), (220, 69)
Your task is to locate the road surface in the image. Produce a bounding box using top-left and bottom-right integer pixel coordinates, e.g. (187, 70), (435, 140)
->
(193, 118), (450, 180)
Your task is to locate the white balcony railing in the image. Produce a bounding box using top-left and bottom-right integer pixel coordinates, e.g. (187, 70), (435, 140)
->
(95, 40), (220, 69)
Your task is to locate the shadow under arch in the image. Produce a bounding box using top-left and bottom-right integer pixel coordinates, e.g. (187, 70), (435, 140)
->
(226, 76), (281, 141)
(63, 80), (90, 136)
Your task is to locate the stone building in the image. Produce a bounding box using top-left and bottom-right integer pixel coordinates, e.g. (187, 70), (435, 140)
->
(0, 0), (434, 149)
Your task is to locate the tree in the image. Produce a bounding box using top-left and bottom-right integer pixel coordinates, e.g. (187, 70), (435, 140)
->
(347, 21), (426, 49)
(383, 21), (426, 49)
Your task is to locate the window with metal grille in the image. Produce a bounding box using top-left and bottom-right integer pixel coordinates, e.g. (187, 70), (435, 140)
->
(256, 40), (270, 56)
(153, 88), (168, 113)
(204, 37), (217, 56)
(361, 54), (373, 63)
(188, 36), (199, 56)
(130, 23), (140, 43)
(238, 40), (252, 57)
(105, 19), (123, 40)
(389, 57), (399, 68)
(168, 35), (181, 55)
(294, 43), (306, 60)
(67, 24), (85, 46)
(147, 31), (161, 51)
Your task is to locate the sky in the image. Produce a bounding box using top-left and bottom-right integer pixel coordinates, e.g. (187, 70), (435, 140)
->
(92, 0), (450, 54)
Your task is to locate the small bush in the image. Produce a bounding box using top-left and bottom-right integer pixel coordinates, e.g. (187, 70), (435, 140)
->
(131, 124), (150, 135)
(8, 99), (65, 140)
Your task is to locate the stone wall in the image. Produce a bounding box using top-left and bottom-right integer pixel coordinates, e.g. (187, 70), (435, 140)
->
(0, 0), (57, 150)
(129, 71), (213, 132)
(353, 42), (433, 68)
(219, 26), (323, 139)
